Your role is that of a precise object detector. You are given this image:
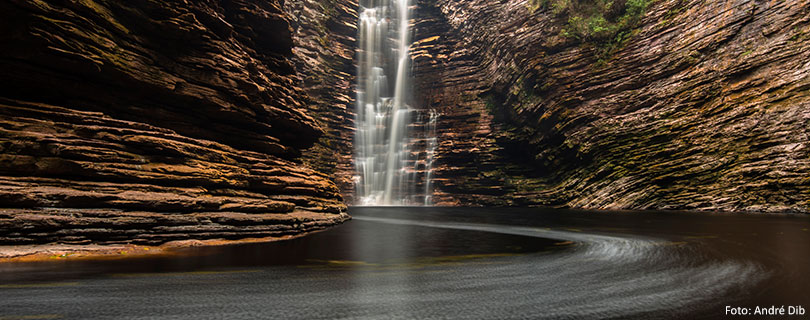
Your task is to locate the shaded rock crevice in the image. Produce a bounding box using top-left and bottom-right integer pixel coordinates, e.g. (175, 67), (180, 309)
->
(286, 0), (358, 204)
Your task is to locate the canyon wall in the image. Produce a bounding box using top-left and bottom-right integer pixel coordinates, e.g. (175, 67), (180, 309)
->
(286, 0), (358, 204)
(413, 0), (810, 212)
(2, 0), (807, 226)
(0, 0), (349, 245)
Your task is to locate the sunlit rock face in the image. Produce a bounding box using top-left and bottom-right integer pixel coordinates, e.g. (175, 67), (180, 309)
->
(411, 0), (810, 212)
(0, 0), (349, 244)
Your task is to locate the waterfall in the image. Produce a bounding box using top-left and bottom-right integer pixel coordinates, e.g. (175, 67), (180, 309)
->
(355, 0), (437, 206)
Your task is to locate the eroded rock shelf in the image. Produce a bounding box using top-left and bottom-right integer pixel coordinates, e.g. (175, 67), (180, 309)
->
(0, 0), (350, 245)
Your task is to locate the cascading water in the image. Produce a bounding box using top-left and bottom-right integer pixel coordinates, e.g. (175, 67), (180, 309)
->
(421, 110), (437, 205)
(355, 0), (437, 206)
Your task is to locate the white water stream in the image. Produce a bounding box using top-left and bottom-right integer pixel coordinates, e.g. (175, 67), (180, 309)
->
(355, 0), (437, 206)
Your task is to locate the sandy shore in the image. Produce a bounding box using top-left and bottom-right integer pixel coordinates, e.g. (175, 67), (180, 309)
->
(0, 232), (318, 264)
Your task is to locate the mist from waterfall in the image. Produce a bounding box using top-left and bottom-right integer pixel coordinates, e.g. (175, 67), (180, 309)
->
(355, 0), (437, 206)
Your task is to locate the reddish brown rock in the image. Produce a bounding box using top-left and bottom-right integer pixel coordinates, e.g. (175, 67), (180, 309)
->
(286, 0), (358, 204)
(412, 0), (810, 213)
(0, 0), (349, 245)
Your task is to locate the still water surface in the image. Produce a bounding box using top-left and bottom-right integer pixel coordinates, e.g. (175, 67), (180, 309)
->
(1, 207), (809, 319)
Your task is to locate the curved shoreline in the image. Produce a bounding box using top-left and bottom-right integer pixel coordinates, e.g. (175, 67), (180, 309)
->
(0, 219), (348, 264)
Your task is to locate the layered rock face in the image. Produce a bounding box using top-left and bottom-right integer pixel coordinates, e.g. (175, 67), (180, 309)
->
(286, 0), (358, 203)
(0, 0), (348, 245)
(4, 0), (806, 225)
(413, 0), (810, 212)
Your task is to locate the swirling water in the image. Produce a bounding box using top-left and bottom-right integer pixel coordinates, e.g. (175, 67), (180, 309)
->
(1, 207), (809, 319)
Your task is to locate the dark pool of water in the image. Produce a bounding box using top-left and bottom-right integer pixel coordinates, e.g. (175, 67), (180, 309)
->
(1, 207), (809, 319)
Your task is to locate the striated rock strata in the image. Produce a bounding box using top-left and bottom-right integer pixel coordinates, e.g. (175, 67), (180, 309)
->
(413, 0), (810, 212)
(286, 0), (358, 204)
(0, 0), (349, 245)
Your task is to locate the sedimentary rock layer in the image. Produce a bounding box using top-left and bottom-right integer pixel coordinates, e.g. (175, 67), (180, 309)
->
(413, 0), (810, 212)
(286, 0), (358, 203)
(0, 0), (348, 245)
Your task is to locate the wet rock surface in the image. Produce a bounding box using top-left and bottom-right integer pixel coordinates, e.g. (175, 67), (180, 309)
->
(412, 0), (810, 212)
(0, 0), (348, 245)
